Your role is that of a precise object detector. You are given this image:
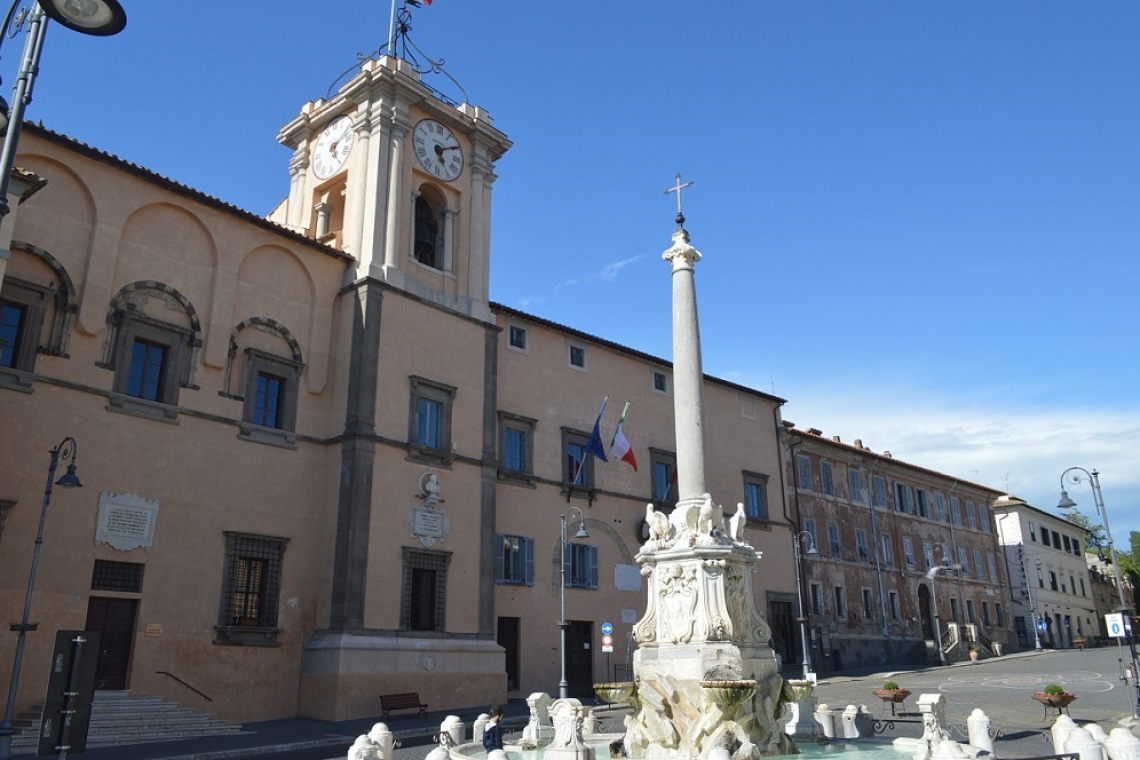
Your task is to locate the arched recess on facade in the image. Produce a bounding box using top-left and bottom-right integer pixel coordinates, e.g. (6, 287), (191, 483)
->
(100, 280), (203, 389)
(547, 518), (636, 591)
(412, 183), (449, 271)
(9, 240), (78, 357)
(220, 316), (304, 397)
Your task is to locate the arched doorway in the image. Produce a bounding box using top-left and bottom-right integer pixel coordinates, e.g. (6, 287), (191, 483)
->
(917, 583), (934, 640)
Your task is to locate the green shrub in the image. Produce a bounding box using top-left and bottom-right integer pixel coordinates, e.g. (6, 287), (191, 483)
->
(882, 681), (900, 691)
(1042, 684), (1065, 696)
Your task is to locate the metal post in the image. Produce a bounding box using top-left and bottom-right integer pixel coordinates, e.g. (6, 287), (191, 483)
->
(0, 3), (47, 220)
(792, 531), (814, 679)
(1022, 553), (1043, 653)
(559, 511), (568, 700)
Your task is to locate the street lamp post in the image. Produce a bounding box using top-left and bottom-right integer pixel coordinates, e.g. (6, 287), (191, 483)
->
(792, 530), (819, 679)
(559, 506), (588, 700)
(0, 436), (83, 760)
(925, 547), (959, 667)
(1058, 467), (1140, 720)
(1019, 552), (1044, 653)
(0, 0), (127, 220)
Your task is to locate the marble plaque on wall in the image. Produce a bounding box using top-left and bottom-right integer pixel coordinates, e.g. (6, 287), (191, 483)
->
(95, 492), (159, 551)
(405, 506), (452, 547)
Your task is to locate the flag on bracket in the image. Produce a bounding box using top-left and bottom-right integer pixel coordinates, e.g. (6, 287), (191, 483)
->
(610, 401), (638, 471)
(584, 396), (609, 463)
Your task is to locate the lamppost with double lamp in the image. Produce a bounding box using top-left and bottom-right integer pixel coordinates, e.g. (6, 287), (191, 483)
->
(0, 436), (83, 760)
(1020, 553), (1044, 652)
(925, 546), (959, 667)
(0, 0), (127, 220)
(1058, 467), (1140, 720)
(559, 506), (589, 699)
(791, 529), (819, 679)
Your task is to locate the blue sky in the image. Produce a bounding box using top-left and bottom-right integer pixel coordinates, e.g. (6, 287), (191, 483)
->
(10, 1), (1138, 543)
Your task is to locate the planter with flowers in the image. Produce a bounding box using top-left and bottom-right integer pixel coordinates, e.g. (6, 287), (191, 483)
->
(873, 680), (912, 715)
(1032, 683), (1076, 717)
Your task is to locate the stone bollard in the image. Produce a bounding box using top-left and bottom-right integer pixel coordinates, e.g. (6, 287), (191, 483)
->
(522, 692), (554, 748)
(1104, 726), (1140, 760)
(583, 711), (600, 735)
(966, 709), (994, 756)
(1064, 727), (1106, 760)
(1052, 715), (1078, 754)
(1087, 724), (1110, 745)
(814, 703), (836, 738)
(368, 723), (395, 760)
(473, 713), (491, 743)
(348, 735), (378, 760)
(841, 705), (861, 739)
(855, 705), (874, 737)
(442, 715), (466, 749)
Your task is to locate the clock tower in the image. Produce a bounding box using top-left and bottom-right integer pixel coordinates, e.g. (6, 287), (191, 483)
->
(274, 54), (511, 322)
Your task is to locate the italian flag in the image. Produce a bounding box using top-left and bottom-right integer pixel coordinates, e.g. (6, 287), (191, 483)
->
(610, 402), (638, 471)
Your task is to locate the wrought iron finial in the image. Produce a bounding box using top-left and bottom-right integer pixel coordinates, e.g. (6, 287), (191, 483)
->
(664, 173), (694, 227)
(325, 0), (468, 106)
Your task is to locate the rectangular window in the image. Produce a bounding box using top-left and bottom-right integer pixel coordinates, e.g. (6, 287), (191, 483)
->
(253, 372), (285, 428)
(0, 301), (27, 368)
(834, 586), (847, 618)
(950, 497), (962, 525)
(996, 603), (1005, 627)
(924, 542), (934, 569)
(653, 370), (668, 394)
(1073, 537), (1082, 556)
(508, 325), (528, 351)
(848, 469), (863, 503)
(894, 482), (911, 513)
(915, 489), (930, 518)
(987, 553), (999, 584)
(950, 597), (960, 623)
(974, 549), (985, 580)
(650, 449), (678, 505)
(881, 533), (894, 567)
(821, 462), (835, 496)
(1028, 521), (1037, 541)
(1049, 571), (1058, 591)
(401, 548), (451, 632)
(218, 532), (287, 643)
(810, 582), (823, 615)
(1069, 573), (1076, 595)
(499, 412), (536, 478)
(827, 522), (841, 559)
(977, 504), (989, 532)
(796, 455), (813, 490)
(1080, 579), (1086, 596)
(872, 475), (887, 508)
(495, 535), (535, 586)
(568, 342), (587, 369)
(1040, 526), (1050, 546)
(966, 599), (976, 625)
(966, 501), (977, 529)
(127, 338), (167, 401)
(862, 588), (875, 620)
(241, 349), (303, 438)
(91, 560), (144, 593)
(959, 548), (970, 577)
(743, 472), (768, 521)
(935, 493), (947, 522)
(888, 591), (900, 621)
(1051, 530), (1061, 548)
(563, 429), (595, 491)
(409, 376), (456, 463)
(903, 537), (916, 568)
(856, 529), (869, 564)
(565, 543), (599, 589)
(1037, 566), (1044, 588)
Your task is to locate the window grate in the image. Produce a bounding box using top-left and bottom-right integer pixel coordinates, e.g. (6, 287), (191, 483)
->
(91, 560), (144, 593)
(222, 533), (285, 628)
(401, 549), (451, 632)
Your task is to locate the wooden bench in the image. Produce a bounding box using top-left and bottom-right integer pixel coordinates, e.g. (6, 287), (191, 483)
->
(379, 692), (428, 718)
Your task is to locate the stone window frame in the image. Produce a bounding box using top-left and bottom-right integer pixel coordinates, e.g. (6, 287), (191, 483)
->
(408, 375), (457, 465)
(238, 348), (303, 447)
(561, 427), (595, 498)
(0, 243), (79, 392)
(498, 411), (536, 484)
(0, 277), (51, 385)
(506, 323), (528, 353)
(566, 340), (587, 371)
(902, 536), (916, 568)
(861, 587), (875, 621)
(108, 312), (194, 420)
(809, 581), (824, 616)
(795, 454), (813, 491)
(742, 471), (768, 523)
(820, 461), (835, 496)
(215, 531), (288, 647)
(652, 369), (668, 395)
(856, 529), (870, 564)
(872, 475), (888, 508)
(847, 468), (863, 504)
(400, 547), (451, 632)
(826, 521), (841, 560)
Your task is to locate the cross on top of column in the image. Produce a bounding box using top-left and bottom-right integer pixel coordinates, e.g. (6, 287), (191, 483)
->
(664, 173), (694, 227)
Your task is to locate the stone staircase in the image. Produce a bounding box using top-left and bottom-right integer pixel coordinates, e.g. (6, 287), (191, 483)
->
(9, 691), (244, 752)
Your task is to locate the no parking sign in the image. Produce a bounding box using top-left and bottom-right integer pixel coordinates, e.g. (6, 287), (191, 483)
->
(1106, 612), (1126, 638)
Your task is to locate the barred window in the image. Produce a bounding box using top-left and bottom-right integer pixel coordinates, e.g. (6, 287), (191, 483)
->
(91, 560), (144, 593)
(401, 548), (451, 632)
(217, 532), (287, 645)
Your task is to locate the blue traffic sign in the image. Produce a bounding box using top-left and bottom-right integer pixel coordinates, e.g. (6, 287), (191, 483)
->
(601, 622), (613, 635)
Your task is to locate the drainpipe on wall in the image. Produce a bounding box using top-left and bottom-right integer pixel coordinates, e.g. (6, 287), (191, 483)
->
(775, 414), (808, 667)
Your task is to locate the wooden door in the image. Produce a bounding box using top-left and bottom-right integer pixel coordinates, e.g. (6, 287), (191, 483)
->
(84, 597), (137, 690)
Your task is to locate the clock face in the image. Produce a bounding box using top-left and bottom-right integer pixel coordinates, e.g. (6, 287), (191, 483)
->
(413, 119), (464, 182)
(312, 116), (354, 180)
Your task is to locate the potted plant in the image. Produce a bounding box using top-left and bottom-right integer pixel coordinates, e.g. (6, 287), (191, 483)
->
(1032, 683), (1076, 714)
(968, 643), (981, 661)
(873, 680), (912, 715)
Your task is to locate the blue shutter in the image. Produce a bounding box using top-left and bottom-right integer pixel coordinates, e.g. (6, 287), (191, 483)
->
(494, 534), (504, 583)
(524, 537), (535, 586)
(563, 546), (572, 588)
(587, 545), (599, 589)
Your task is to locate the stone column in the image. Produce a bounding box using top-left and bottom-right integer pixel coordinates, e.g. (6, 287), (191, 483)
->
(662, 226), (706, 501)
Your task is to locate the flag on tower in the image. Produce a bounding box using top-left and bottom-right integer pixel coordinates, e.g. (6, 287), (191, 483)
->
(610, 402), (638, 471)
(584, 397), (609, 463)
